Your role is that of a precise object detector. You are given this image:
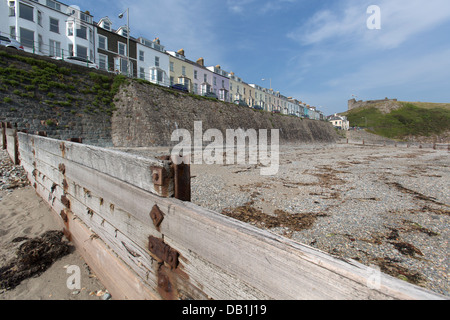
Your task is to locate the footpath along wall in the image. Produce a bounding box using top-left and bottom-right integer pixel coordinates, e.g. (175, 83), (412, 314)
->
(1, 126), (445, 300)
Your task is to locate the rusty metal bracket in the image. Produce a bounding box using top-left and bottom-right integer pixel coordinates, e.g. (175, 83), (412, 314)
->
(148, 236), (179, 269)
(151, 167), (165, 186)
(150, 204), (164, 229)
(172, 161), (191, 202)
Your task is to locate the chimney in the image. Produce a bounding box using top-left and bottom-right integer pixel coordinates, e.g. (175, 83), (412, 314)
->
(177, 49), (185, 56)
(216, 65), (221, 69)
(154, 37), (160, 44)
(197, 57), (204, 66)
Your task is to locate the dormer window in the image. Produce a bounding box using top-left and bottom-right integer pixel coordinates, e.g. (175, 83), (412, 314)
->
(117, 27), (128, 37)
(98, 18), (112, 31)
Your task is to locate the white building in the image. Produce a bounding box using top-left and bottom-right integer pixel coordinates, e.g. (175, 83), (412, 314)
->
(329, 114), (350, 130)
(1, 0), (96, 61)
(137, 37), (170, 87)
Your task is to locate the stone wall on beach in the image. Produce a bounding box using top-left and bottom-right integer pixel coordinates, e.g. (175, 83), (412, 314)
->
(111, 81), (339, 147)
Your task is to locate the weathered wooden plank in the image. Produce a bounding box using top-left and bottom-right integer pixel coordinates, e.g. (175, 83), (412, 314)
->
(5, 128), (18, 165)
(32, 178), (158, 300)
(29, 134), (174, 197)
(43, 151), (443, 300)
(27, 162), (159, 300)
(1, 122), (6, 150)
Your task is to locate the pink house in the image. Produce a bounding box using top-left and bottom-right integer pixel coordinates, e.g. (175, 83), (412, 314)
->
(189, 58), (230, 102)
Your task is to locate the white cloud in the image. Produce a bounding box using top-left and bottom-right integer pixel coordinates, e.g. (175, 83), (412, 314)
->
(288, 0), (450, 49)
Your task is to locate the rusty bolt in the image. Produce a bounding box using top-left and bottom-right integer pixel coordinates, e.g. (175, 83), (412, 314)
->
(151, 167), (164, 186)
(150, 204), (164, 228)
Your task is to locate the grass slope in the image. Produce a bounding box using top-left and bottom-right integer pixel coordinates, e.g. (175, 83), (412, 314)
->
(347, 102), (450, 139)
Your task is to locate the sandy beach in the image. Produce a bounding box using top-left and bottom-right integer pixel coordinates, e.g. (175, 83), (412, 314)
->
(0, 150), (107, 300)
(1, 140), (449, 299)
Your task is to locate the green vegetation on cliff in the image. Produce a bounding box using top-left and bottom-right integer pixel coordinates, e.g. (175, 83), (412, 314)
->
(0, 50), (123, 116)
(347, 102), (450, 139)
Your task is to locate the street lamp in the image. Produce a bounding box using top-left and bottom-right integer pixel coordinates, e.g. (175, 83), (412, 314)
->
(118, 8), (130, 77)
(261, 78), (272, 90)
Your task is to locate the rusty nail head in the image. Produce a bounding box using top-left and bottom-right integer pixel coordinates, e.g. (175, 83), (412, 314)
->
(150, 205), (164, 228)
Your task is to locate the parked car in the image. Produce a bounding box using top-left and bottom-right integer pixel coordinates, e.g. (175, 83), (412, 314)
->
(234, 100), (249, 108)
(0, 35), (24, 50)
(203, 92), (218, 100)
(54, 56), (99, 69)
(253, 105), (264, 111)
(272, 109), (281, 114)
(170, 83), (189, 93)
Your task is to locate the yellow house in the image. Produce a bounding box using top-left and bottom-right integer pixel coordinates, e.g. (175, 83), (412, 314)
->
(228, 71), (244, 103)
(167, 49), (194, 92)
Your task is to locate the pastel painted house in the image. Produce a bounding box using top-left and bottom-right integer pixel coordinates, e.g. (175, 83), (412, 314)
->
(136, 37), (170, 87)
(167, 49), (194, 92)
(205, 64), (230, 102)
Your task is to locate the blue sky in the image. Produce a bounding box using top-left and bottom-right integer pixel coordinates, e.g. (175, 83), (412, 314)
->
(70, 0), (450, 115)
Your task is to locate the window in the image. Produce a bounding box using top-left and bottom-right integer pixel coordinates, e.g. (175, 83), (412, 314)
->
(9, 1), (15, 17)
(121, 28), (128, 38)
(222, 80), (225, 88)
(10, 26), (16, 40)
(46, 0), (61, 11)
(152, 69), (163, 83)
(194, 70), (198, 79)
(118, 42), (126, 56)
(76, 25), (87, 39)
(89, 28), (93, 43)
(194, 83), (198, 94)
(19, 3), (34, 22)
(213, 77), (216, 85)
(77, 45), (87, 59)
(139, 50), (144, 61)
(102, 21), (111, 31)
(49, 39), (61, 57)
(68, 22), (73, 36)
(170, 62), (174, 72)
(80, 12), (92, 24)
(99, 54), (108, 70)
(38, 34), (43, 53)
(182, 66), (186, 76)
(20, 28), (34, 48)
(170, 76), (174, 86)
(98, 35), (107, 50)
(204, 74), (207, 83)
(114, 57), (131, 76)
(50, 18), (59, 33)
(37, 11), (42, 27)
(140, 67), (146, 80)
(155, 56), (160, 67)
(68, 44), (74, 56)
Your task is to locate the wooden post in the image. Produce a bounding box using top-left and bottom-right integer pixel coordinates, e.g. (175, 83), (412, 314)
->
(1, 122), (6, 150)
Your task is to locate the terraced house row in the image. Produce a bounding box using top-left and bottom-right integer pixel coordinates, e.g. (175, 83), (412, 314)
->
(0, 0), (325, 120)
